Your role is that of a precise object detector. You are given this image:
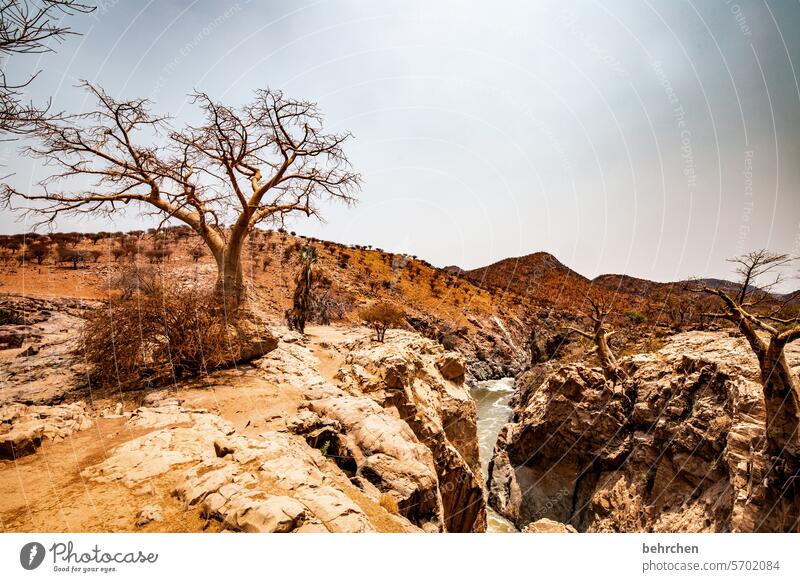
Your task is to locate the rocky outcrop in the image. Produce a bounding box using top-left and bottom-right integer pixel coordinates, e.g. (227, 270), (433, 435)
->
(292, 332), (487, 532)
(0, 401), (93, 459)
(488, 331), (800, 532)
(0, 296), (91, 407)
(82, 404), (391, 533)
(74, 329), (488, 533)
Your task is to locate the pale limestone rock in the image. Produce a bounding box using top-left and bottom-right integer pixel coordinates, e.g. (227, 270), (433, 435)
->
(0, 401), (94, 459)
(135, 504), (164, 527)
(523, 518), (577, 533)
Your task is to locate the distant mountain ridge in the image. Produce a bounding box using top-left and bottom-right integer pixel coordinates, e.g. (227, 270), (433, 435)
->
(458, 251), (797, 312)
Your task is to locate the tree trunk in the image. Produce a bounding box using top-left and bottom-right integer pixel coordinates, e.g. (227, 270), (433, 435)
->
(761, 341), (800, 458)
(594, 328), (623, 382)
(214, 244), (245, 310)
(207, 235), (277, 361)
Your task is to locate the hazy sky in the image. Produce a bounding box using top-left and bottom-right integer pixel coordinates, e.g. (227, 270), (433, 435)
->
(3, 0), (800, 285)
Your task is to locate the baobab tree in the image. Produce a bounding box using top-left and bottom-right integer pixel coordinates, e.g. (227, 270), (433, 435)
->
(1, 83), (360, 317)
(567, 294), (626, 382)
(1, 0), (94, 133)
(692, 250), (800, 459)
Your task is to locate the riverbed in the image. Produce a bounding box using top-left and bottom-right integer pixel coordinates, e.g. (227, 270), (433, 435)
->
(471, 377), (518, 532)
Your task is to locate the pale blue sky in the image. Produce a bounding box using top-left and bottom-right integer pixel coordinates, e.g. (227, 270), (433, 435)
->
(2, 0), (800, 285)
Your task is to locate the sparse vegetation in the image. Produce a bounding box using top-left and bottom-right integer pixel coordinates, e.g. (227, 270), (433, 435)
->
(690, 250), (800, 458)
(625, 310), (647, 324)
(359, 302), (405, 342)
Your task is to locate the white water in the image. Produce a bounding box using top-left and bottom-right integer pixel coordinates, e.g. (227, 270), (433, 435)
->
(471, 377), (518, 532)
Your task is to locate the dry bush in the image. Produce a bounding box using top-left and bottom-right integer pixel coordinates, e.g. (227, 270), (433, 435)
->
(144, 248), (172, 264)
(28, 242), (50, 264)
(189, 246), (204, 262)
(55, 245), (88, 268)
(359, 302), (405, 342)
(82, 279), (238, 391)
(104, 265), (159, 299)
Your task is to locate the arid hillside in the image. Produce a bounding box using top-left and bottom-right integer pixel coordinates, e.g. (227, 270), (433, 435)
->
(1, 229), (795, 379)
(0, 229), (530, 379)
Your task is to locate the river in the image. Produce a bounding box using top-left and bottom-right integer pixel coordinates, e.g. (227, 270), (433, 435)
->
(470, 377), (518, 532)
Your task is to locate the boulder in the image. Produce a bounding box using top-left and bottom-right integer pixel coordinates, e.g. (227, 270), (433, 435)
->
(135, 504), (164, 527)
(436, 353), (466, 382)
(83, 404), (379, 533)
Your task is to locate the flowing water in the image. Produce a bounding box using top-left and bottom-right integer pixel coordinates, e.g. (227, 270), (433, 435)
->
(471, 377), (518, 532)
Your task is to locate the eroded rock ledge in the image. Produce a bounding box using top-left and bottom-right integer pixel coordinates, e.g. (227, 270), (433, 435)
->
(488, 331), (800, 532)
(290, 332), (486, 532)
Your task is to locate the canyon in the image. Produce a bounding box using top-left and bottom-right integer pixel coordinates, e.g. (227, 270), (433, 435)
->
(1, 233), (798, 533)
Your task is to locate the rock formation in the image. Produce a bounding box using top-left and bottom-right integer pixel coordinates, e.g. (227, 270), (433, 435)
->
(82, 404), (384, 532)
(0, 401), (93, 459)
(488, 331), (800, 532)
(1, 320), (487, 533)
(291, 332), (487, 532)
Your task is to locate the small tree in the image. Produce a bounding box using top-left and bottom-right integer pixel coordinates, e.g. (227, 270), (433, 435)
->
(691, 250), (800, 458)
(189, 246), (204, 263)
(359, 302), (405, 342)
(28, 241), (49, 264)
(567, 294), (626, 382)
(286, 245), (317, 334)
(55, 243), (85, 269)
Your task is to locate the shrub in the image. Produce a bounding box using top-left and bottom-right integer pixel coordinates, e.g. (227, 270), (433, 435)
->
(29, 242), (50, 264)
(189, 247), (204, 262)
(144, 248), (172, 264)
(625, 310), (648, 324)
(82, 281), (236, 391)
(105, 265), (159, 299)
(359, 302), (405, 342)
(56, 245), (88, 268)
(111, 246), (127, 262)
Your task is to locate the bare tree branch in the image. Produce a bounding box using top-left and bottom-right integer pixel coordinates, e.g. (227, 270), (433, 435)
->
(1, 1), (94, 134)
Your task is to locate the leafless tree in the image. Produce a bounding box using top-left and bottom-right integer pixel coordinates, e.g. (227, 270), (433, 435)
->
(1, 0), (94, 133)
(691, 250), (800, 458)
(1, 83), (361, 318)
(567, 294), (626, 382)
